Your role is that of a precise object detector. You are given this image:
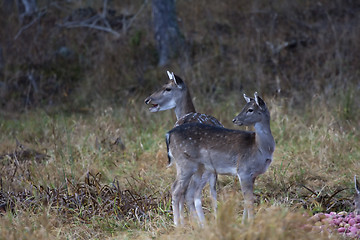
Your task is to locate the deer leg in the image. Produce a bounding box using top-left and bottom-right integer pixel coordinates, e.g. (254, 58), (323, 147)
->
(193, 170), (206, 226)
(208, 172), (218, 216)
(171, 179), (181, 226)
(172, 180), (188, 226)
(185, 177), (197, 219)
(238, 174), (255, 223)
(172, 169), (196, 227)
(193, 189), (205, 225)
(193, 170), (217, 225)
(186, 165), (207, 225)
(179, 195), (186, 225)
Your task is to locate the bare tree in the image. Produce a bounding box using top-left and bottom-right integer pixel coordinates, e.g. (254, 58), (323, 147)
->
(17, 0), (37, 21)
(152, 0), (185, 66)
(2, 0), (37, 22)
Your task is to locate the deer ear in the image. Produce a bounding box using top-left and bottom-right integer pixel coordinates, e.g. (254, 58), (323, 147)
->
(167, 71), (173, 80)
(166, 71), (182, 89)
(254, 92), (261, 109)
(254, 92), (265, 109)
(171, 72), (182, 89)
(243, 93), (251, 103)
(355, 175), (360, 194)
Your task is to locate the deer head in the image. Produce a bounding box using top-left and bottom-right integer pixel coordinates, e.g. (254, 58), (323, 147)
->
(144, 71), (194, 118)
(232, 92), (269, 126)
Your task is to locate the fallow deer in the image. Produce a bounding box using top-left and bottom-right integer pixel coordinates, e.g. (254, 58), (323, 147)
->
(166, 92), (275, 226)
(144, 71), (223, 127)
(144, 71), (222, 222)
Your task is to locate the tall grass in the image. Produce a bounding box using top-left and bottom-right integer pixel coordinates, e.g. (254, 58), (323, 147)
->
(1, 90), (359, 238)
(1, 0), (360, 239)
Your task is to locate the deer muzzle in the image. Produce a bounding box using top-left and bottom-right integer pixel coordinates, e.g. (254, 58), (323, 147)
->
(232, 118), (243, 126)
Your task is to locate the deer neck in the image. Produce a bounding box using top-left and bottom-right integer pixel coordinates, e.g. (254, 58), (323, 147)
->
(254, 115), (275, 154)
(174, 89), (196, 120)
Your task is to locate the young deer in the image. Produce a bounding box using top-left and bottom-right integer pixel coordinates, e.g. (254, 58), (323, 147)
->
(144, 71), (222, 221)
(166, 92), (275, 226)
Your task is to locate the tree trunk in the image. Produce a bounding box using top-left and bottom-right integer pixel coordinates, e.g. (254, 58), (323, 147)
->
(152, 0), (185, 66)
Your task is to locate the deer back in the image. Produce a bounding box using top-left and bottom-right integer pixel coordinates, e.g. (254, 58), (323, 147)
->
(175, 112), (223, 127)
(167, 123), (258, 174)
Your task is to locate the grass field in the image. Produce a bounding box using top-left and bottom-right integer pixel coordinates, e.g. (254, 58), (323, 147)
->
(1, 90), (359, 239)
(1, 0), (360, 239)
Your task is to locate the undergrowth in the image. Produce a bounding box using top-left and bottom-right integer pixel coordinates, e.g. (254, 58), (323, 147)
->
(1, 0), (360, 239)
(0, 92), (359, 239)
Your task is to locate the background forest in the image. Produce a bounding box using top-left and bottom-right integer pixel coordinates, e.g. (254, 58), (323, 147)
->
(0, 0), (360, 239)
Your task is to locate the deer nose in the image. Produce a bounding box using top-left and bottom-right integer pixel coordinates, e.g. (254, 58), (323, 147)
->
(232, 118), (236, 123)
(144, 97), (151, 104)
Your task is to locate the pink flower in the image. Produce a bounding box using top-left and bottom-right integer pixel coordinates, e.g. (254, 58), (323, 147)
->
(349, 226), (358, 234)
(349, 218), (356, 226)
(324, 213), (332, 218)
(331, 219), (341, 226)
(354, 223), (360, 229)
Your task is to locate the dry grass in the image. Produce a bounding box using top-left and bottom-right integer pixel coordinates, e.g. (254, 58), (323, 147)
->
(165, 202), (335, 240)
(1, 0), (360, 239)
(0, 93), (359, 239)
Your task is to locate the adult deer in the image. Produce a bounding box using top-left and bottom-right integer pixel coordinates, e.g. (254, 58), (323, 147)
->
(166, 92), (275, 226)
(144, 71), (223, 127)
(144, 71), (222, 221)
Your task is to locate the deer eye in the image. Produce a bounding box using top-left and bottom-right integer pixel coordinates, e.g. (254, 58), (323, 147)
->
(165, 88), (172, 92)
(247, 109), (253, 113)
